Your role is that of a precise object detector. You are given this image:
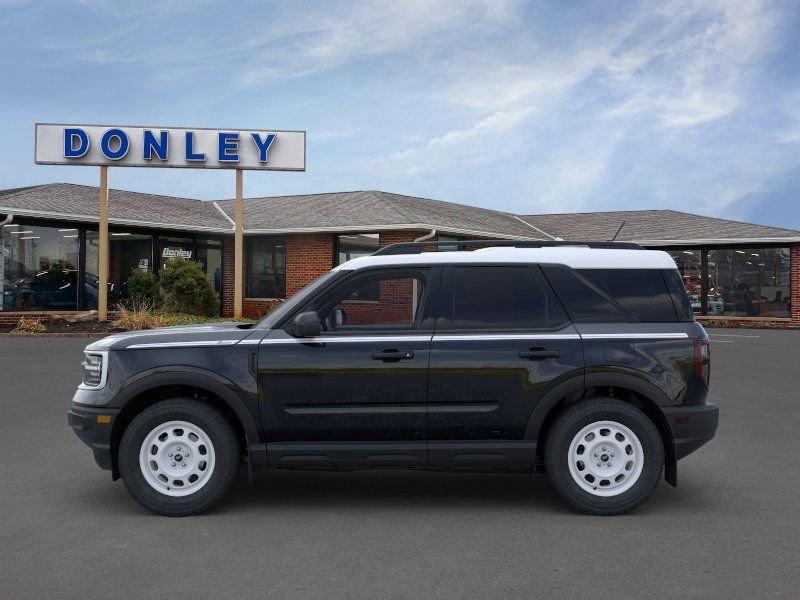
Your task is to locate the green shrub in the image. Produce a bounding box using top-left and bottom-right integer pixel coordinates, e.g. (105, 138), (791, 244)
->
(127, 269), (162, 308)
(159, 259), (220, 317)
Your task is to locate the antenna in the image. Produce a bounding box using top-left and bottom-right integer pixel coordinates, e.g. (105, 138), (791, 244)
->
(610, 220), (626, 241)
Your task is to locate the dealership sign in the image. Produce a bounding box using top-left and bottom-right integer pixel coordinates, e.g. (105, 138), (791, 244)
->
(34, 123), (306, 171)
(162, 247), (192, 260)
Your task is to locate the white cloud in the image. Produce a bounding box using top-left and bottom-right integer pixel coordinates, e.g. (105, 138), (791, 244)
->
(238, 0), (520, 88)
(378, 106), (535, 175)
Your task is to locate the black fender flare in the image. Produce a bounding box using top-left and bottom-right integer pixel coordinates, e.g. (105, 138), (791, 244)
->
(113, 367), (261, 441)
(524, 371), (678, 485)
(109, 367), (262, 480)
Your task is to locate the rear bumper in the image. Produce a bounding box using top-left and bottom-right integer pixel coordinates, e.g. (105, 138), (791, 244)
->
(663, 402), (719, 460)
(68, 404), (120, 471)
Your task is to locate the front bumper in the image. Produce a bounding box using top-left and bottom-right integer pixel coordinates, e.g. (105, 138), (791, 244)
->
(663, 402), (719, 460)
(68, 404), (120, 471)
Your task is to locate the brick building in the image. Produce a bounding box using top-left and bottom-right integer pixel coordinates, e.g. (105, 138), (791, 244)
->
(2, 183), (799, 328)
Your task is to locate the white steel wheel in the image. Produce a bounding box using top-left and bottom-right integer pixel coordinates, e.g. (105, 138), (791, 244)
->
(138, 420), (216, 497)
(567, 420), (644, 497)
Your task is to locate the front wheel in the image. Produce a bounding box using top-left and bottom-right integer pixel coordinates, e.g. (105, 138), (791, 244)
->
(544, 397), (664, 515)
(118, 398), (239, 516)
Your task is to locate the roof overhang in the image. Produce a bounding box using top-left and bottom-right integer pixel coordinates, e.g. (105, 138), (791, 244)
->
(0, 206), (231, 234)
(0, 209), (540, 240)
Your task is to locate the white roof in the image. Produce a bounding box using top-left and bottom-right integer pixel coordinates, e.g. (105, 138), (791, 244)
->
(336, 246), (678, 271)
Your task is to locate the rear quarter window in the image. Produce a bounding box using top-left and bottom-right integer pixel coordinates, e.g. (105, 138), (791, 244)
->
(541, 266), (627, 323)
(542, 266), (680, 323)
(576, 269), (678, 322)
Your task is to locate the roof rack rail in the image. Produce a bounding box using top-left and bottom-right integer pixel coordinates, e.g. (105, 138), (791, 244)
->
(373, 239), (644, 256)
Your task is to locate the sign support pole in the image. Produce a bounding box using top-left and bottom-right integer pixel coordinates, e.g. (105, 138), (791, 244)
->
(234, 168), (244, 319)
(98, 166), (109, 321)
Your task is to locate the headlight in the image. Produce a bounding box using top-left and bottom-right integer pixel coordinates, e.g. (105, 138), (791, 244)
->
(80, 351), (108, 389)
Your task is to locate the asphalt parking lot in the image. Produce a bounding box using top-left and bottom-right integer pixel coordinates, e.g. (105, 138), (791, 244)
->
(1, 328), (799, 599)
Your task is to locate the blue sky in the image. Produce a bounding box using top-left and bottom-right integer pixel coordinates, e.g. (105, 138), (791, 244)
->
(1, 0), (799, 228)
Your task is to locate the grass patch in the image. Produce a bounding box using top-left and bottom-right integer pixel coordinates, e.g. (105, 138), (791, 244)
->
(113, 304), (254, 331)
(11, 317), (46, 334)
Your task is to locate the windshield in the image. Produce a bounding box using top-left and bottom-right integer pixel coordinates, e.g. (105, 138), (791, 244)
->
(256, 269), (343, 329)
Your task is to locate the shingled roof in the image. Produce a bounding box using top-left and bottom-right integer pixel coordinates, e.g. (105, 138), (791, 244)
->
(215, 190), (545, 239)
(519, 209), (800, 244)
(0, 183), (231, 232)
(1, 183), (798, 243)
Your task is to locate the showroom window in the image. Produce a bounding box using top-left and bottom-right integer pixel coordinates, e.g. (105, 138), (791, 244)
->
(706, 247), (790, 318)
(196, 240), (223, 295)
(85, 230), (154, 309)
(1, 223), (80, 310)
(247, 237), (285, 298)
(336, 233), (379, 265)
(658, 245), (791, 319)
(667, 249), (703, 314)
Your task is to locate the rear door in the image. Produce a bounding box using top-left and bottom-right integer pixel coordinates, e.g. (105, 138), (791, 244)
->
(426, 265), (583, 467)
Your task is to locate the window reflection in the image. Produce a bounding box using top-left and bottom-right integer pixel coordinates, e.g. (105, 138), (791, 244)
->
(663, 246), (791, 319)
(336, 233), (379, 265)
(707, 248), (790, 318)
(247, 237), (285, 298)
(667, 250), (703, 314)
(85, 230), (154, 308)
(2, 224), (79, 310)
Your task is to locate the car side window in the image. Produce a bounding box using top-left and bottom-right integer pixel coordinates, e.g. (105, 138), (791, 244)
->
(444, 266), (568, 330)
(541, 265), (630, 323)
(312, 269), (429, 332)
(577, 269), (678, 322)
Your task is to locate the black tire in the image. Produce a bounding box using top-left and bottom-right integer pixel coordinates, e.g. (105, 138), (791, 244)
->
(544, 397), (664, 515)
(118, 398), (240, 517)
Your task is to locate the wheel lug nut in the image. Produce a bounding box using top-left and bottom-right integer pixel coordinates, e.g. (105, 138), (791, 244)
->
(171, 462), (176, 466)
(181, 463), (186, 467)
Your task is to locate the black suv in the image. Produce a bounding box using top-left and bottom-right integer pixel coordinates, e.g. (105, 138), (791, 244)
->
(69, 241), (718, 516)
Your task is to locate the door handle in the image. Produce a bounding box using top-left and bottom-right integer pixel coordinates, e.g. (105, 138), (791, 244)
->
(519, 347), (560, 360)
(372, 349), (415, 362)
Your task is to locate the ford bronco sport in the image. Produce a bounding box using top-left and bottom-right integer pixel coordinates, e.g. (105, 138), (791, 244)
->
(69, 240), (718, 516)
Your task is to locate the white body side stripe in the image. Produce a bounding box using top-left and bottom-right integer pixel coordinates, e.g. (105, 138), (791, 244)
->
(580, 333), (689, 340)
(247, 332), (688, 345)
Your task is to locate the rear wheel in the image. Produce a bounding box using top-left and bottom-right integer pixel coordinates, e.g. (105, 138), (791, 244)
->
(118, 398), (239, 516)
(544, 397), (664, 515)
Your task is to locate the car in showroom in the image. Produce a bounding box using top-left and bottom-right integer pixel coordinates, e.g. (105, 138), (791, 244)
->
(68, 240), (718, 516)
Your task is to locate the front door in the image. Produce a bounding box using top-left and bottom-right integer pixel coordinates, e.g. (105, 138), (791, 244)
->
(258, 266), (437, 467)
(426, 265), (584, 467)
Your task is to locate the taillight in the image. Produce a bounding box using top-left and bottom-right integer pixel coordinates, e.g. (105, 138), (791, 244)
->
(694, 339), (711, 388)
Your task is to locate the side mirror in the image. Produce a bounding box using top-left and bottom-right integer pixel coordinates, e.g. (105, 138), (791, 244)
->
(292, 311), (322, 338)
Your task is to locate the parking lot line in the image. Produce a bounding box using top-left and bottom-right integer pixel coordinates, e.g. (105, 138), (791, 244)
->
(708, 333), (760, 338)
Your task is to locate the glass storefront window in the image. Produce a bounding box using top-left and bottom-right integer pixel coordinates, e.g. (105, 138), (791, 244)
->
(336, 233), (379, 265)
(196, 240), (223, 295)
(707, 248), (790, 318)
(667, 249), (704, 314)
(85, 230), (154, 308)
(159, 236), (195, 271)
(2, 223), (80, 310)
(246, 237), (285, 298)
